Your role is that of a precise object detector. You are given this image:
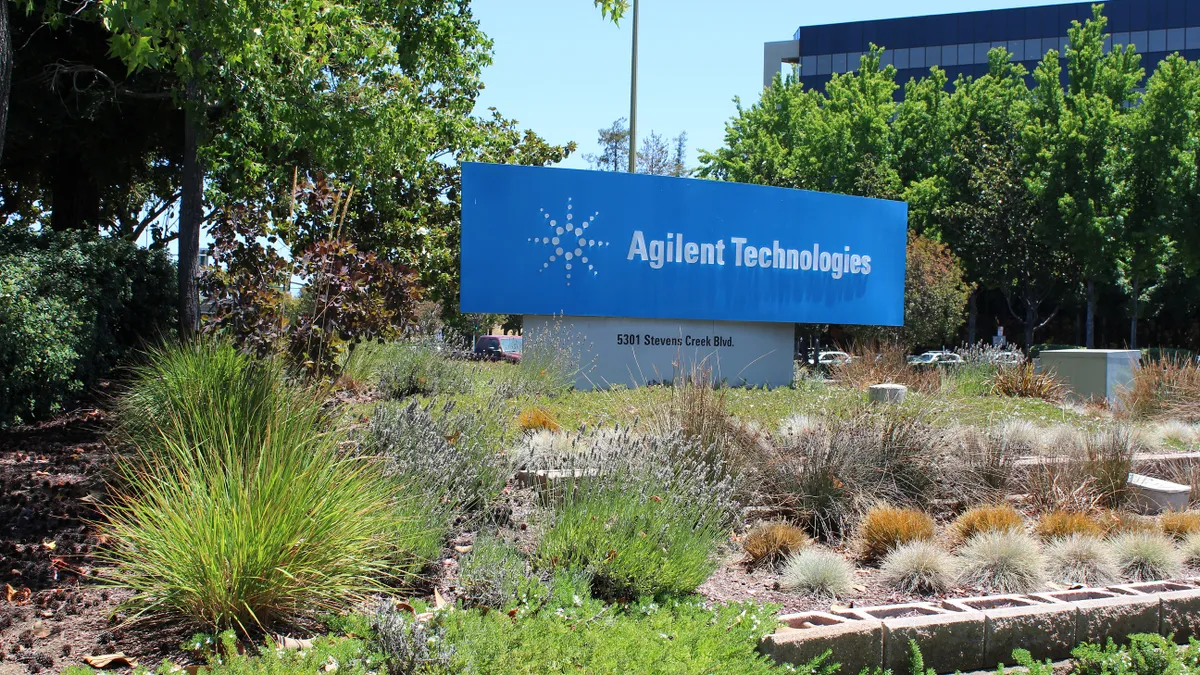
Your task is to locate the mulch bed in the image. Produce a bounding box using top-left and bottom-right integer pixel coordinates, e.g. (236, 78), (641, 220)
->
(0, 406), (191, 674)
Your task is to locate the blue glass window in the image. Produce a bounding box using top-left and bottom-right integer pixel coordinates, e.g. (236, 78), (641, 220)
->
(1025, 38), (1043, 60)
(893, 48), (910, 69)
(1008, 39), (1025, 61)
(1149, 28), (1168, 51)
(910, 46), (927, 69)
(1131, 30), (1149, 51)
(1112, 31), (1131, 48)
(817, 54), (832, 75)
(1187, 26), (1200, 49)
(974, 42), (991, 63)
(1168, 27), (1185, 51)
(832, 53), (848, 73)
(942, 44), (958, 66)
(802, 55), (817, 75)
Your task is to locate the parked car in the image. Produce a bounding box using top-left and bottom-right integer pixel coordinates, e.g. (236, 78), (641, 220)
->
(989, 351), (1025, 366)
(817, 350), (852, 366)
(473, 335), (523, 363)
(908, 351), (962, 366)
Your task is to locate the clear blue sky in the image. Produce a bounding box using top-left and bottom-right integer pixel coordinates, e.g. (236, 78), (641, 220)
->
(471, 0), (1080, 171)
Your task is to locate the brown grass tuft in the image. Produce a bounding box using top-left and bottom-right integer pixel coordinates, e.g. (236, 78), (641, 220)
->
(1036, 511), (1104, 540)
(1120, 356), (1200, 422)
(517, 406), (560, 432)
(954, 504), (1024, 542)
(743, 522), (812, 568)
(1098, 509), (1160, 535)
(1160, 510), (1200, 540)
(990, 364), (1067, 401)
(858, 504), (936, 562)
(831, 343), (942, 394)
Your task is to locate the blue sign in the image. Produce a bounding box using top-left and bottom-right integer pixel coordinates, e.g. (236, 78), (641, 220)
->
(460, 163), (907, 326)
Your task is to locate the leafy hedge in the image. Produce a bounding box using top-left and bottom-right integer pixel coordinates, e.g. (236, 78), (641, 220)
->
(0, 229), (175, 426)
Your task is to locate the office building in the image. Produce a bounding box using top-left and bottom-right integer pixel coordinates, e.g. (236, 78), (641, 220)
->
(763, 0), (1200, 90)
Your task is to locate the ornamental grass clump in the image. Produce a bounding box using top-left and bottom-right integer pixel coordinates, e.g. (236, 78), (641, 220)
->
(376, 338), (472, 399)
(1045, 534), (1119, 586)
(1180, 533), (1200, 566)
(880, 542), (957, 595)
(779, 549), (855, 599)
(1109, 531), (1183, 582)
(956, 531), (1046, 594)
(1160, 510), (1200, 540)
(1036, 511), (1105, 540)
(857, 505), (936, 562)
(102, 341), (427, 634)
(953, 504), (1024, 542)
(534, 433), (737, 600)
(742, 522), (811, 569)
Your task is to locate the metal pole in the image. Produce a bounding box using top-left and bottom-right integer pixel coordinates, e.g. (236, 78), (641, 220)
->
(627, 0), (639, 173)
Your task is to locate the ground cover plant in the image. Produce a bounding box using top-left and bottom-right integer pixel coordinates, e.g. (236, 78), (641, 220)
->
(534, 434), (737, 600)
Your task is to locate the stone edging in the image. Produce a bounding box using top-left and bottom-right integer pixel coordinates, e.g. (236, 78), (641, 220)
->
(760, 580), (1200, 674)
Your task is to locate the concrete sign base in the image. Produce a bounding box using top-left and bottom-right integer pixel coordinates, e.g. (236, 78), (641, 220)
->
(523, 315), (794, 391)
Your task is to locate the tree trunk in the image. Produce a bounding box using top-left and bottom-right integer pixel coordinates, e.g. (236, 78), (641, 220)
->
(1130, 275), (1139, 350)
(1085, 280), (1096, 349)
(1024, 298), (1035, 351)
(0, 0), (11, 162)
(178, 79), (203, 339)
(967, 290), (977, 345)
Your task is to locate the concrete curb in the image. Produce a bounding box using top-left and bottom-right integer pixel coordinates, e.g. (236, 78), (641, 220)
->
(760, 580), (1200, 674)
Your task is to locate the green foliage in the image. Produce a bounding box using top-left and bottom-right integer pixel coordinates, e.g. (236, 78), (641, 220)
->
(377, 340), (473, 399)
(0, 230), (175, 426)
(1072, 634), (1200, 675)
(367, 399), (513, 515)
(534, 436), (736, 600)
(458, 535), (547, 610)
(101, 341), (431, 633)
(432, 591), (798, 675)
(186, 630), (386, 675)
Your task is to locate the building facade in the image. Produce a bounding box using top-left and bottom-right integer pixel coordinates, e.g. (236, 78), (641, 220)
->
(763, 0), (1200, 90)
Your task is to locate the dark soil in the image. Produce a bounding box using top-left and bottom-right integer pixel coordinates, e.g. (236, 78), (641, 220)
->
(0, 407), (192, 674)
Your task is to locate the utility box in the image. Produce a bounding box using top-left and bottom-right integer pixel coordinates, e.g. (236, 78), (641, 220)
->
(1037, 349), (1140, 404)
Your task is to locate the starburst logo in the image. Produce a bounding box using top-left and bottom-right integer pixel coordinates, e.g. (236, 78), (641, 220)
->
(527, 197), (610, 286)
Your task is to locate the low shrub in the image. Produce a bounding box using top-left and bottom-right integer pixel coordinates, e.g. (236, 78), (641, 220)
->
(1181, 533), (1200, 565)
(1045, 534), (1119, 586)
(1036, 511), (1104, 540)
(953, 504), (1024, 542)
(101, 343), (426, 633)
(880, 541), (957, 595)
(990, 364), (1067, 401)
(1160, 510), (1200, 540)
(0, 230), (176, 428)
(367, 399), (512, 513)
(780, 548), (855, 598)
(376, 339), (473, 399)
(644, 363), (756, 474)
(534, 435), (737, 600)
(373, 600), (455, 675)
(957, 531), (1046, 593)
(458, 535), (544, 610)
(1109, 532), (1183, 582)
(517, 406), (560, 432)
(743, 522), (812, 569)
(858, 505), (936, 561)
(1072, 633), (1196, 675)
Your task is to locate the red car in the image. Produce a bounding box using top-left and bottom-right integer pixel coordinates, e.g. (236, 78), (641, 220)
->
(474, 335), (522, 363)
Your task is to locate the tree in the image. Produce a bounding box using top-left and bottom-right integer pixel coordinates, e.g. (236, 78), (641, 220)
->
(1112, 55), (1199, 348)
(585, 118), (689, 176)
(595, 0), (629, 22)
(99, 0), (495, 339)
(1025, 6), (1143, 347)
(583, 118), (631, 172)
